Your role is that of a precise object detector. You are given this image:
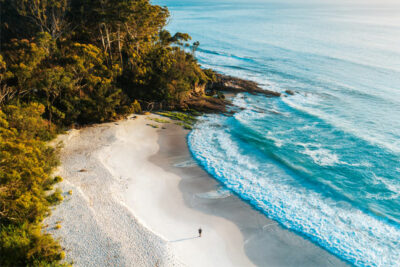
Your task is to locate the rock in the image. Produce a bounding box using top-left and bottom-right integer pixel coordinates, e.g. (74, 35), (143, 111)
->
(184, 96), (228, 113)
(193, 83), (206, 96)
(207, 74), (281, 97)
(285, 89), (295, 95)
(138, 73), (280, 114)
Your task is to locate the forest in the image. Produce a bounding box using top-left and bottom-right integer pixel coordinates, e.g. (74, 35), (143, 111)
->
(0, 0), (215, 265)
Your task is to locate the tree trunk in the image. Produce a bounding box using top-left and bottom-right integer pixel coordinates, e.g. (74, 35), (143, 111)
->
(104, 24), (112, 63)
(99, 25), (107, 52)
(118, 24), (123, 65)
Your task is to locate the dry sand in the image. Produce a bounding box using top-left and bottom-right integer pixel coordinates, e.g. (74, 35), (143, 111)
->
(46, 114), (348, 267)
(45, 115), (251, 266)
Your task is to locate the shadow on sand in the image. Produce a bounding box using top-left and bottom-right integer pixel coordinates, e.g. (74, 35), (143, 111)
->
(170, 236), (199, 243)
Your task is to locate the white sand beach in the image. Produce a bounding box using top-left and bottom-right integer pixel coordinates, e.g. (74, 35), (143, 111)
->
(45, 115), (252, 267)
(45, 114), (347, 267)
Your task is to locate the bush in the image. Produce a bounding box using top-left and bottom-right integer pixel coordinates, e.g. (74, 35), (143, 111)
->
(0, 223), (65, 266)
(0, 106), (65, 266)
(46, 189), (64, 205)
(2, 103), (57, 140)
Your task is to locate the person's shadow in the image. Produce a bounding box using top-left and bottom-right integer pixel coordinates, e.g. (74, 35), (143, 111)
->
(169, 236), (199, 243)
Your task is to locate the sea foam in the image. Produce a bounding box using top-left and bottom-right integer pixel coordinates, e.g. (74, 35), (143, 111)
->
(188, 114), (400, 266)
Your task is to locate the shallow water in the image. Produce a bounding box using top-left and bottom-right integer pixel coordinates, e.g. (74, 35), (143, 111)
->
(154, 1), (400, 265)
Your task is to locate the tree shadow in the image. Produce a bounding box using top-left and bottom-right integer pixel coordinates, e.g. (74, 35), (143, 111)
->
(169, 236), (199, 243)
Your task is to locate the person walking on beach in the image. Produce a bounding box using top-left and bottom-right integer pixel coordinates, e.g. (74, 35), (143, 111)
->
(198, 227), (202, 237)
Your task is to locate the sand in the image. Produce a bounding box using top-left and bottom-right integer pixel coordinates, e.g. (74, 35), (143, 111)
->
(45, 114), (348, 267)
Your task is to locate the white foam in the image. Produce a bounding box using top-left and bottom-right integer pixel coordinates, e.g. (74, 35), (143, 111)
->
(188, 114), (400, 267)
(372, 173), (400, 196)
(295, 142), (341, 167)
(302, 147), (340, 166)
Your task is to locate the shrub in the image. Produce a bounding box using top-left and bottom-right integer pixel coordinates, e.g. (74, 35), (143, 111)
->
(0, 106), (65, 266)
(156, 111), (196, 125)
(46, 189), (64, 205)
(54, 176), (63, 183)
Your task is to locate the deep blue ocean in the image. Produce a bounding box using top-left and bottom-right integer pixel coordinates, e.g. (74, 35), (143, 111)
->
(153, 1), (400, 265)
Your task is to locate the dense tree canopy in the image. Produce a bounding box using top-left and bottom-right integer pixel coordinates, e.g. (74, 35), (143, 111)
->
(0, 0), (215, 265)
(0, 0), (213, 125)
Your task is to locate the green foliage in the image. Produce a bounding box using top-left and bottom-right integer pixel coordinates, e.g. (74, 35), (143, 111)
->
(54, 176), (63, 183)
(14, 0), (70, 39)
(0, 223), (65, 266)
(151, 118), (170, 123)
(0, 1), (211, 264)
(0, 55), (15, 105)
(189, 109), (203, 116)
(2, 103), (56, 140)
(203, 68), (217, 82)
(146, 123), (159, 128)
(2, 33), (54, 102)
(156, 111), (196, 125)
(121, 47), (209, 103)
(1, 0), (210, 123)
(46, 189), (64, 205)
(174, 122), (193, 130)
(78, 84), (123, 123)
(130, 100), (142, 114)
(156, 111), (196, 130)
(0, 105), (65, 266)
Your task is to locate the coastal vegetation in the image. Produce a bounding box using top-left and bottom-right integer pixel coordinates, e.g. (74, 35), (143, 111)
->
(149, 117), (170, 124)
(0, 0), (215, 125)
(0, 103), (66, 266)
(156, 111), (196, 129)
(0, 0), (214, 265)
(0, 0), (280, 264)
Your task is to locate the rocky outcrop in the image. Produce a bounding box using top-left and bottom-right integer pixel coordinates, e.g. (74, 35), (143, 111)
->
(193, 83), (206, 96)
(207, 74), (281, 97)
(139, 96), (228, 113)
(140, 74), (281, 113)
(184, 96), (228, 113)
(285, 89), (295, 95)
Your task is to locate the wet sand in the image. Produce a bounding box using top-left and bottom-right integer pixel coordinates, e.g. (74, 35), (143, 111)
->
(151, 116), (349, 267)
(46, 114), (348, 266)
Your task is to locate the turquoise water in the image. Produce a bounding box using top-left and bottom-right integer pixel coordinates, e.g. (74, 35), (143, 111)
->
(153, 1), (400, 265)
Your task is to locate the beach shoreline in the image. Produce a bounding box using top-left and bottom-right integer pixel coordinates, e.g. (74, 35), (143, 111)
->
(45, 114), (347, 266)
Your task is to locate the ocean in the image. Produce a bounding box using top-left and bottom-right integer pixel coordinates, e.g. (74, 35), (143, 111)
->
(153, 1), (400, 265)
